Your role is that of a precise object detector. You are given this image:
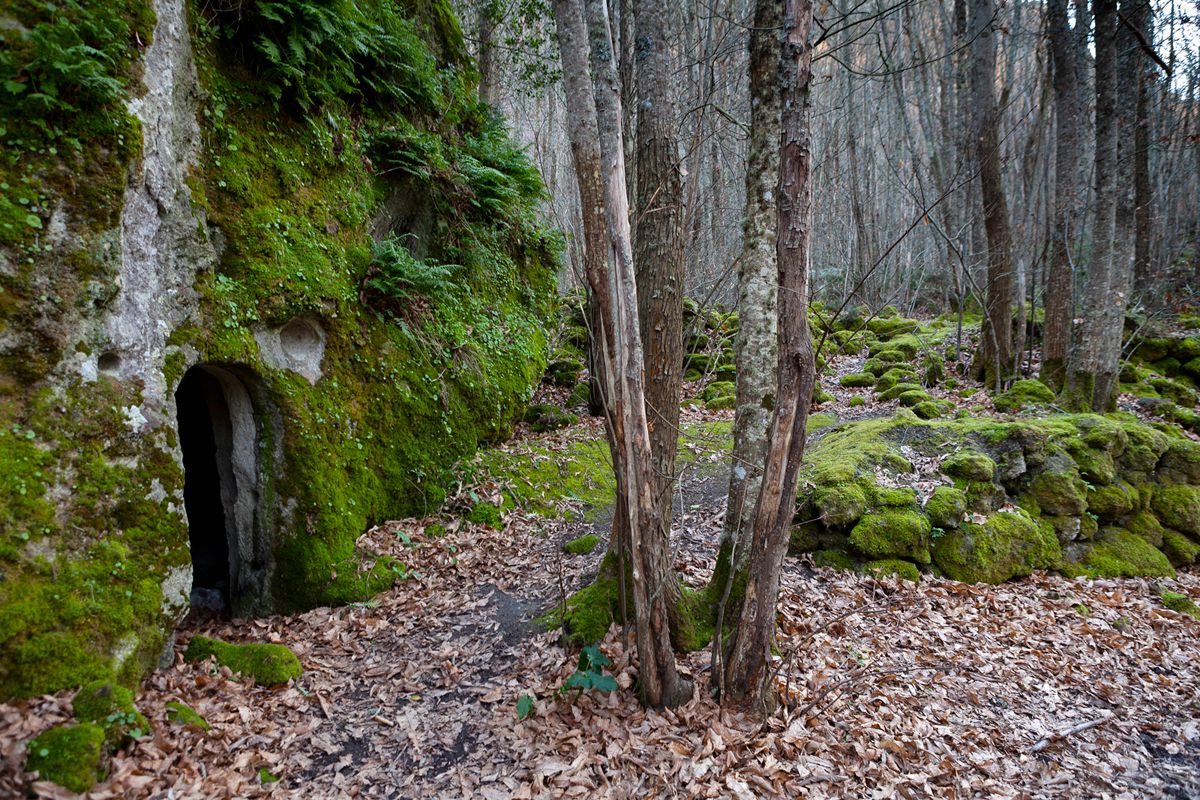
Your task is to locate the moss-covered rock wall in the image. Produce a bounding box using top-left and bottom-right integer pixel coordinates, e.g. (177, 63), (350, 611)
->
(0, 0), (556, 700)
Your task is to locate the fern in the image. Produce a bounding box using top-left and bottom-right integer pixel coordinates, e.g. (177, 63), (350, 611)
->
(364, 237), (460, 311)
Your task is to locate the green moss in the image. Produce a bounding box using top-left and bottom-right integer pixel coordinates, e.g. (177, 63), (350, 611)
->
(1158, 438), (1200, 484)
(466, 501), (505, 528)
(1151, 485), (1200, 536)
(546, 553), (630, 646)
(897, 389), (932, 407)
(1086, 481), (1138, 520)
(700, 381), (735, 402)
(1124, 510), (1165, 547)
(873, 486), (919, 507)
(861, 559), (921, 582)
(814, 483), (869, 528)
(524, 404), (578, 433)
(848, 396), (866, 408)
(184, 636), (302, 686)
(1026, 470), (1088, 516)
(1160, 590), (1200, 621)
(72, 680), (149, 745)
(165, 701), (210, 730)
(706, 394), (737, 411)
(877, 382), (923, 401)
(874, 367), (918, 392)
(848, 510), (932, 564)
(544, 358), (582, 387)
(1069, 528), (1175, 578)
(563, 534), (600, 555)
(941, 450), (996, 482)
(839, 372), (875, 388)
(994, 379), (1056, 413)
(811, 549), (855, 570)
(912, 401), (946, 420)
(932, 510), (1061, 583)
(925, 486), (967, 529)
(24, 723), (106, 794)
(1161, 530), (1200, 566)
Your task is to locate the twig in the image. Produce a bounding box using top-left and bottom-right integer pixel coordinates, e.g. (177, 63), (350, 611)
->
(1031, 712), (1115, 753)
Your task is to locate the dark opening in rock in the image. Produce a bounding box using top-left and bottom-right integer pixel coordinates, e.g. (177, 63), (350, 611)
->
(176, 368), (234, 610)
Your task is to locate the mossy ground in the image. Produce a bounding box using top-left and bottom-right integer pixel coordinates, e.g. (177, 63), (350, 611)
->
(24, 722), (107, 794)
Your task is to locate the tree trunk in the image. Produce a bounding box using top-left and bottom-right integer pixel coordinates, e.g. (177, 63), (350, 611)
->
(554, 0), (692, 709)
(477, 2), (499, 106)
(1130, 1), (1154, 296)
(968, 0), (1015, 389)
(1067, 0), (1121, 410)
(709, 0), (782, 683)
(1041, 0), (1081, 391)
(722, 0), (816, 715)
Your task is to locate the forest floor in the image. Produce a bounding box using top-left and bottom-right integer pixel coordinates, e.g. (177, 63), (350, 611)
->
(4, 349), (1200, 799)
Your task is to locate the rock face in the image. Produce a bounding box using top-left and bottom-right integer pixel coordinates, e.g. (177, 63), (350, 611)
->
(792, 411), (1200, 583)
(0, 0), (555, 699)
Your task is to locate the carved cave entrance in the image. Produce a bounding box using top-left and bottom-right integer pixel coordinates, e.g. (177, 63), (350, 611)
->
(175, 365), (271, 615)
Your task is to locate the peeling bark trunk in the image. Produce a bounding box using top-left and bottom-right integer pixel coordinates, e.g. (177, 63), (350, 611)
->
(722, 0), (816, 715)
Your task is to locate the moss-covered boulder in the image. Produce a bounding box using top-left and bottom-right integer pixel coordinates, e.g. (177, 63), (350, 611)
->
(875, 367), (919, 392)
(72, 680), (149, 746)
(940, 450), (996, 482)
(1161, 530), (1200, 566)
(932, 510), (1060, 584)
(840, 372), (875, 388)
(184, 636), (302, 686)
(1151, 485), (1200, 536)
(1124, 510), (1165, 547)
(705, 394), (736, 411)
(925, 486), (967, 529)
(814, 484), (869, 529)
(994, 379), (1056, 413)
(524, 404), (578, 433)
(1161, 590), (1200, 621)
(1086, 482), (1139, 520)
(848, 510), (932, 564)
(1066, 529), (1175, 578)
(544, 358), (583, 388)
(25, 723), (106, 794)
(877, 382), (923, 402)
(1025, 469), (1088, 516)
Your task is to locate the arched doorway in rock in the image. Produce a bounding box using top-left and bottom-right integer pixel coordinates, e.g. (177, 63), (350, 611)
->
(174, 365), (273, 615)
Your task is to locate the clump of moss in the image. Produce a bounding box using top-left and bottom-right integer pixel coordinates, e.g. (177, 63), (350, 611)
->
(1124, 511), (1165, 547)
(544, 358), (582, 387)
(165, 701), (210, 730)
(1151, 485), (1200, 536)
(1069, 529), (1175, 578)
(1161, 530), (1200, 566)
(897, 389), (933, 408)
(994, 379), (1056, 413)
(563, 534), (599, 555)
(862, 559), (920, 582)
(706, 394), (736, 411)
(932, 510), (1060, 584)
(877, 382), (923, 401)
(912, 401), (946, 420)
(72, 680), (149, 745)
(466, 501), (506, 528)
(941, 450), (996, 482)
(184, 636), (302, 686)
(546, 553), (630, 645)
(1086, 481), (1138, 520)
(811, 549), (856, 570)
(925, 486), (967, 529)
(25, 723), (106, 794)
(840, 372), (875, 388)
(848, 510), (932, 564)
(1026, 470), (1088, 516)
(814, 483), (869, 528)
(848, 396), (866, 408)
(701, 381), (736, 402)
(1160, 590), (1200, 621)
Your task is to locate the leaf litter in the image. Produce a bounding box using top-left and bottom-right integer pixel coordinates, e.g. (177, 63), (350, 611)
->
(2, 353), (1199, 798)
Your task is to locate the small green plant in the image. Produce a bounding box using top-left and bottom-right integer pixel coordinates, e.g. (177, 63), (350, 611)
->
(557, 644), (618, 697)
(515, 693), (535, 720)
(362, 237), (459, 311)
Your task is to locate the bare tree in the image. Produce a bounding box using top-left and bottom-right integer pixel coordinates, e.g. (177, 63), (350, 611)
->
(710, 0), (782, 685)
(1068, 0), (1122, 410)
(721, 0), (817, 714)
(968, 0), (1016, 389)
(552, 0), (692, 708)
(1041, 0), (1083, 391)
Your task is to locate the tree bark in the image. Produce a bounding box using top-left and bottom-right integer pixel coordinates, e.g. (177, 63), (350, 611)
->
(477, 1), (499, 106)
(722, 0), (816, 715)
(710, 0), (782, 681)
(1041, 0), (1082, 391)
(1068, 0), (1122, 410)
(554, 0), (692, 709)
(967, 0), (1015, 389)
